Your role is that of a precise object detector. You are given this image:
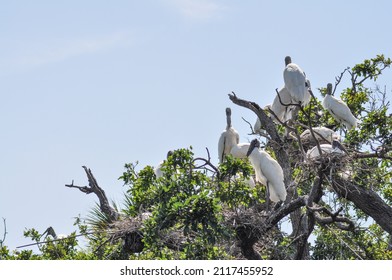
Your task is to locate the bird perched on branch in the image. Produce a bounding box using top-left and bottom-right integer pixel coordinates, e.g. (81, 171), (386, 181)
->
(154, 151), (173, 178)
(322, 83), (359, 130)
(229, 143), (250, 159)
(283, 56), (312, 107)
(300, 126), (340, 145)
(246, 139), (287, 203)
(267, 86), (294, 123)
(306, 140), (346, 160)
(218, 107), (240, 163)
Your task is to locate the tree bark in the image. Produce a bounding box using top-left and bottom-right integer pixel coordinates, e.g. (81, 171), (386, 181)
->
(332, 176), (392, 235)
(66, 166), (119, 222)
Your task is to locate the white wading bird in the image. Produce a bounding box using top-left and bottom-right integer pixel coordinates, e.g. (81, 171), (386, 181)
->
(300, 127), (340, 144)
(246, 139), (287, 203)
(268, 86), (294, 123)
(283, 56), (312, 107)
(322, 83), (359, 130)
(306, 140), (346, 160)
(154, 151), (173, 178)
(218, 107), (240, 163)
(253, 86), (294, 135)
(230, 143), (250, 159)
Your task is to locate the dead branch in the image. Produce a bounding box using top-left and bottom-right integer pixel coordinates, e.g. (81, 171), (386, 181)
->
(307, 205), (355, 231)
(66, 166), (119, 222)
(333, 67), (350, 95)
(193, 147), (219, 174)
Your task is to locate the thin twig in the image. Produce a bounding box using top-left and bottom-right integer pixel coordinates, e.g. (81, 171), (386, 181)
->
(16, 232), (94, 249)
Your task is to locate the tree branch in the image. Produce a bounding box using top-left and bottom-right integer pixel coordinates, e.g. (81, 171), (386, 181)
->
(332, 176), (392, 235)
(0, 218), (7, 246)
(66, 166), (119, 222)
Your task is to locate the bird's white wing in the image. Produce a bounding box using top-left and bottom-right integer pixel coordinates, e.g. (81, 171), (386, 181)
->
(271, 87), (293, 122)
(230, 143), (250, 159)
(323, 95), (358, 129)
(259, 152), (286, 202)
(218, 132), (227, 163)
(284, 64), (306, 104)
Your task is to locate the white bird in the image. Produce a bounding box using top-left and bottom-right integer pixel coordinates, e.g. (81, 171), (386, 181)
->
(306, 140), (346, 160)
(322, 83), (359, 130)
(154, 163), (164, 178)
(218, 107), (240, 163)
(246, 139), (287, 202)
(253, 86), (295, 135)
(230, 143), (250, 159)
(154, 151), (173, 178)
(283, 56), (311, 107)
(268, 86), (294, 123)
(300, 127), (340, 144)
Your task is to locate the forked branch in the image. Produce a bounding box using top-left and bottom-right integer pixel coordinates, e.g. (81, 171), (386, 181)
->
(66, 166), (119, 222)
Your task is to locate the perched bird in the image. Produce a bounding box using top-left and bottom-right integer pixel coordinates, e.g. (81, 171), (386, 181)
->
(218, 108), (240, 163)
(300, 127), (340, 144)
(306, 140), (346, 160)
(230, 143), (250, 159)
(268, 86), (294, 123)
(246, 139), (287, 202)
(154, 151), (173, 178)
(283, 56), (311, 107)
(322, 83), (359, 130)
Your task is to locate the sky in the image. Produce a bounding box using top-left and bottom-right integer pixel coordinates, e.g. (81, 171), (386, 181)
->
(1, 0), (391, 252)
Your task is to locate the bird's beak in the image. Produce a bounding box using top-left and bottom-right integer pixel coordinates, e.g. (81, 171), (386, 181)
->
(246, 144), (254, 157)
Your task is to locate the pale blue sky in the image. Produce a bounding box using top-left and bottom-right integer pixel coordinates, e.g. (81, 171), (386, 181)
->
(1, 0), (391, 251)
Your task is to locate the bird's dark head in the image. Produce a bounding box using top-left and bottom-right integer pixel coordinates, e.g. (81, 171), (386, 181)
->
(166, 150), (174, 158)
(326, 83), (333, 95)
(225, 107), (231, 116)
(246, 139), (260, 157)
(332, 139), (347, 153)
(285, 56), (292, 66)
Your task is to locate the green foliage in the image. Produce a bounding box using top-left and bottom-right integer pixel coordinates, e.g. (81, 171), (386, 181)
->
(312, 224), (392, 260)
(119, 147), (236, 259)
(351, 54), (392, 81)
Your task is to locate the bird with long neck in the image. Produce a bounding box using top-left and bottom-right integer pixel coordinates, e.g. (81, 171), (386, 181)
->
(322, 83), (359, 130)
(218, 107), (240, 163)
(246, 139), (287, 206)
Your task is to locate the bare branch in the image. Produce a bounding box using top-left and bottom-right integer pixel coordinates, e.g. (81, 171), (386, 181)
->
(66, 166), (119, 222)
(0, 218), (7, 246)
(307, 205), (355, 231)
(193, 147), (219, 174)
(333, 67), (350, 95)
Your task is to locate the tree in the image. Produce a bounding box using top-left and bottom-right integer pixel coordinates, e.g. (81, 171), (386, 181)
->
(1, 55), (391, 260)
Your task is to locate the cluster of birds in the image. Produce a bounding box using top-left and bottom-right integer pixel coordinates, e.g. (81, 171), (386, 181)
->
(218, 56), (360, 204)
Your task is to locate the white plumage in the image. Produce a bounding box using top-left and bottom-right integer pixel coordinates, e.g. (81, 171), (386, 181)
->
(306, 140), (345, 160)
(154, 151), (173, 178)
(300, 127), (340, 143)
(246, 139), (286, 202)
(154, 162), (164, 178)
(283, 56), (311, 107)
(230, 143), (250, 159)
(218, 107), (240, 163)
(322, 83), (359, 130)
(269, 86), (294, 123)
